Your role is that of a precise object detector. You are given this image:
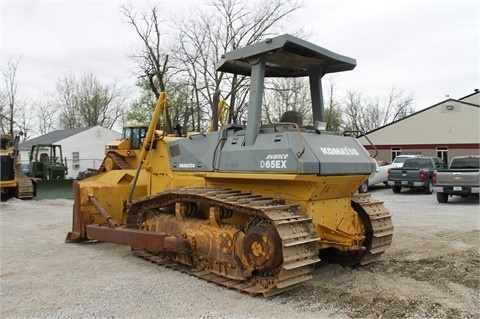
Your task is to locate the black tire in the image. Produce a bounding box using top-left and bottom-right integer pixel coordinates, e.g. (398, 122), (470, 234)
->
(359, 181), (369, 193)
(392, 186), (401, 193)
(436, 192), (448, 203)
(424, 182), (433, 194)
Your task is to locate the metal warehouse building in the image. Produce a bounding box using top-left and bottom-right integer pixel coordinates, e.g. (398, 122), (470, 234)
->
(358, 90), (480, 164)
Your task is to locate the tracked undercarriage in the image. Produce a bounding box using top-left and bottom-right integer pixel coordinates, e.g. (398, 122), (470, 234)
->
(97, 152), (131, 173)
(84, 188), (392, 296)
(66, 35), (395, 298)
(16, 170), (35, 199)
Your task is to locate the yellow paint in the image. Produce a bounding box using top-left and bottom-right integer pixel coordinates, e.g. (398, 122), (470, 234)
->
(78, 117), (370, 253)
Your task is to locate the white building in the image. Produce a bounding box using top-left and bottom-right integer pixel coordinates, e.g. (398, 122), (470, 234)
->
(18, 126), (121, 178)
(358, 90), (480, 164)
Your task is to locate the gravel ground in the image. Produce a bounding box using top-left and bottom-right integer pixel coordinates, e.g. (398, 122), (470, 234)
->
(1, 187), (478, 319)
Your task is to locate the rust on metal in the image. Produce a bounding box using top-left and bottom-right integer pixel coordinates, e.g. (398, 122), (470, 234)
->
(89, 196), (120, 228)
(86, 222), (192, 254)
(65, 180), (84, 243)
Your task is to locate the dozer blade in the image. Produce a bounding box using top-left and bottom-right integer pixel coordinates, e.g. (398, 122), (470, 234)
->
(35, 179), (74, 199)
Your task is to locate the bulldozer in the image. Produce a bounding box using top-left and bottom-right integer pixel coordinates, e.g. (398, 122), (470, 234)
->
(96, 125), (148, 173)
(66, 34), (393, 297)
(0, 133), (35, 200)
(27, 143), (73, 199)
(28, 144), (68, 180)
(96, 91), (228, 174)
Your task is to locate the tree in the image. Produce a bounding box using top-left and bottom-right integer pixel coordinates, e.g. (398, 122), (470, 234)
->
(341, 86), (414, 133)
(262, 78), (312, 125)
(54, 72), (127, 130)
(172, 0), (304, 130)
(123, 0), (304, 132)
(1, 57), (19, 135)
(120, 4), (173, 133)
(33, 94), (59, 135)
(0, 57), (32, 137)
(323, 75), (342, 133)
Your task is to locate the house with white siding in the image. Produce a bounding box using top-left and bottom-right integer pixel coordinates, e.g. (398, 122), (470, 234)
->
(18, 126), (121, 178)
(357, 90), (480, 164)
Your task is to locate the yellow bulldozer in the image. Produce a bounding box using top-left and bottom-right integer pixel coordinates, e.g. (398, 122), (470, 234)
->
(66, 34), (393, 297)
(0, 133), (35, 200)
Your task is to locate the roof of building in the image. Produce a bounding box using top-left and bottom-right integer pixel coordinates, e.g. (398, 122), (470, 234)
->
(363, 92), (479, 136)
(459, 89), (480, 101)
(19, 127), (91, 150)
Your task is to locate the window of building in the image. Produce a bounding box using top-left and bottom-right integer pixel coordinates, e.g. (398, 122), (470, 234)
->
(436, 147), (448, 165)
(72, 152), (80, 169)
(391, 148), (402, 162)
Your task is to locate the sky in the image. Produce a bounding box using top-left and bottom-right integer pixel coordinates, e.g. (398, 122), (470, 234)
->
(1, 0), (479, 113)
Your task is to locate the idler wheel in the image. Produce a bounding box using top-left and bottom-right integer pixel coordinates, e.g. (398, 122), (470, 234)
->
(243, 223), (282, 270)
(104, 155), (118, 171)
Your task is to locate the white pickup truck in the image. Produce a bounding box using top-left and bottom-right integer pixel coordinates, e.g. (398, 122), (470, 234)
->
(432, 155), (479, 203)
(358, 160), (397, 193)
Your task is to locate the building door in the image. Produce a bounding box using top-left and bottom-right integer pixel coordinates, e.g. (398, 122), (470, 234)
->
(391, 147), (402, 162)
(436, 147), (448, 165)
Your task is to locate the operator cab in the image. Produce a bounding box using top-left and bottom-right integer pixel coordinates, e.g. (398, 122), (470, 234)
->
(123, 126), (148, 150)
(215, 34), (356, 146)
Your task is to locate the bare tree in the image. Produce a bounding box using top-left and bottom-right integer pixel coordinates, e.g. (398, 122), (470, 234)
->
(324, 75), (342, 133)
(383, 86), (415, 122)
(262, 78), (312, 125)
(171, 0), (304, 130)
(55, 73), (80, 129)
(1, 57), (21, 135)
(120, 4), (173, 132)
(55, 72), (127, 130)
(33, 94), (59, 135)
(123, 0), (303, 131)
(0, 88), (8, 133)
(342, 90), (364, 132)
(341, 87), (414, 133)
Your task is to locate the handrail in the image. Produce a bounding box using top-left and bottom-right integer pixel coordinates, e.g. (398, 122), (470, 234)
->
(343, 130), (378, 158)
(274, 122), (305, 158)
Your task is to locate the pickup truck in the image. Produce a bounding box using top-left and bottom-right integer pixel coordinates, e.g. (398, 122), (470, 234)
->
(387, 157), (446, 194)
(358, 160), (397, 193)
(391, 154), (418, 168)
(432, 155), (480, 203)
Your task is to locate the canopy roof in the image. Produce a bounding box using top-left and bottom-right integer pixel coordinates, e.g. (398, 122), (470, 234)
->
(215, 34), (356, 77)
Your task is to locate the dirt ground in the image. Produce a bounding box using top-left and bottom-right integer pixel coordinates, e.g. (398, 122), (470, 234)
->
(286, 188), (479, 318)
(1, 187), (478, 318)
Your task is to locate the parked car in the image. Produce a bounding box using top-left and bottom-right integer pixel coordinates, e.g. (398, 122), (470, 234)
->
(358, 160), (396, 193)
(388, 156), (446, 194)
(433, 155), (480, 203)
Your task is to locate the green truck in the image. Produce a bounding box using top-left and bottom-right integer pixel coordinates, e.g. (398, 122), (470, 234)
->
(387, 156), (447, 194)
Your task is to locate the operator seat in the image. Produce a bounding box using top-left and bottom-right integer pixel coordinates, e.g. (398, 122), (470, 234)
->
(280, 111), (303, 126)
(40, 153), (49, 163)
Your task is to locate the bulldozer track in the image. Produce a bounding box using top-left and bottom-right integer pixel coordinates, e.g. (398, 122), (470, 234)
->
(128, 187), (320, 297)
(97, 153), (130, 173)
(16, 170), (34, 199)
(352, 193), (394, 265)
